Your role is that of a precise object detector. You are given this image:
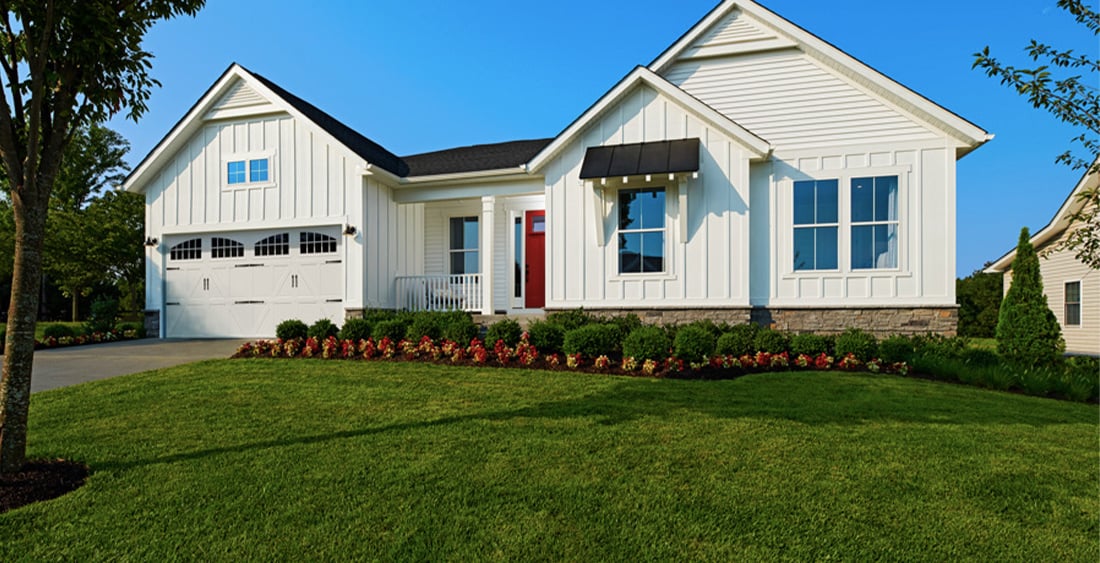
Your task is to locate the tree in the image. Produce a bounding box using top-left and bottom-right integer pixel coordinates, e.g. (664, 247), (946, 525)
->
(0, 1), (206, 475)
(973, 0), (1100, 269)
(956, 269), (1003, 338)
(995, 228), (1064, 367)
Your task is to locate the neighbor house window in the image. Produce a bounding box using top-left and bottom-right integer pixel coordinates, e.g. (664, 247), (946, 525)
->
(851, 176), (898, 269)
(211, 237), (244, 259)
(449, 217), (479, 274)
(300, 232), (337, 254)
(169, 238), (202, 261)
(793, 179), (838, 271)
(1065, 281), (1081, 326)
(618, 187), (665, 274)
(255, 233), (289, 256)
(227, 158), (271, 186)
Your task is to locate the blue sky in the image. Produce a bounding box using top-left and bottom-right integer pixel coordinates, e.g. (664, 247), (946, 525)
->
(108, 0), (1096, 276)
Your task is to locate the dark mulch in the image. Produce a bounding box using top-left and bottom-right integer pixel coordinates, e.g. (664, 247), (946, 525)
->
(0, 459), (88, 514)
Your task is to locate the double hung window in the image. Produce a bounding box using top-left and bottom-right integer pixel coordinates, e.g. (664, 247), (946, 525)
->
(618, 187), (666, 274)
(793, 180), (838, 271)
(1065, 281), (1082, 326)
(449, 217), (479, 274)
(851, 176), (898, 269)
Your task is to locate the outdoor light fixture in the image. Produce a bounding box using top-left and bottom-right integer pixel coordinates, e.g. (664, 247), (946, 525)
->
(343, 225), (357, 236)
(144, 236), (158, 247)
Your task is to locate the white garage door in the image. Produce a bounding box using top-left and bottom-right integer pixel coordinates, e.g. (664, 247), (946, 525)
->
(163, 228), (345, 338)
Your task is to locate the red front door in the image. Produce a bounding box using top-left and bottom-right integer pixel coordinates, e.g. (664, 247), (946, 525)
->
(524, 210), (546, 309)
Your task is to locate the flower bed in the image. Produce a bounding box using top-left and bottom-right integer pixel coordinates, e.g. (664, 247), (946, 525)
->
(34, 329), (142, 350)
(233, 333), (910, 380)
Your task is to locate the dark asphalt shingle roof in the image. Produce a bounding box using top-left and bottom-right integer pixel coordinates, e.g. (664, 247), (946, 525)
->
(249, 70), (410, 177)
(402, 139), (554, 177)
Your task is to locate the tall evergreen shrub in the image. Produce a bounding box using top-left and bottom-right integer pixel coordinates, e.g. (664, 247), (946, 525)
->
(996, 227), (1064, 367)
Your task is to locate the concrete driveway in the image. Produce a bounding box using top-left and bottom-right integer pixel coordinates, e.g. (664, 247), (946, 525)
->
(22, 338), (249, 393)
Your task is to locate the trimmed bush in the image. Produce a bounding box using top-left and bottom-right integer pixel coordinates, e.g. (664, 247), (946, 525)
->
(360, 309), (399, 326)
(673, 325), (716, 364)
(603, 314), (643, 338)
(996, 227), (1065, 367)
(84, 297), (119, 334)
(308, 319), (340, 340)
(716, 324), (758, 356)
(338, 318), (373, 341)
(276, 319), (309, 340)
(622, 326), (671, 362)
(117, 322), (146, 338)
(753, 329), (790, 354)
(959, 348), (1000, 368)
(910, 334), (969, 361)
(406, 313), (444, 341)
(562, 324), (622, 357)
(485, 319), (523, 347)
(42, 324), (77, 339)
(372, 319), (408, 342)
(878, 336), (915, 364)
(790, 333), (829, 357)
(526, 320), (565, 353)
(834, 328), (877, 361)
(440, 313), (479, 344)
(545, 309), (593, 332)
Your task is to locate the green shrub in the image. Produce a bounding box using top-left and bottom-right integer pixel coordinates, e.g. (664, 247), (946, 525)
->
(440, 313), (479, 344)
(622, 326), (671, 362)
(117, 322), (146, 338)
(790, 333), (829, 357)
(84, 297), (119, 334)
(960, 348), (1001, 368)
(1063, 358), (1100, 402)
(562, 324), (622, 357)
(526, 320), (565, 353)
(308, 319), (339, 340)
(545, 309), (593, 332)
(338, 318), (373, 341)
(603, 314), (643, 338)
(996, 227), (1065, 367)
(834, 328), (877, 361)
(673, 325), (716, 363)
(753, 329), (790, 354)
(406, 312), (444, 341)
(42, 324), (76, 339)
(716, 324), (758, 356)
(910, 334), (969, 361)
(878, 336), (915, 364)
(485, 319), (523, 346)
(372, 319), (408, 342)
(276, 319), (309, 340)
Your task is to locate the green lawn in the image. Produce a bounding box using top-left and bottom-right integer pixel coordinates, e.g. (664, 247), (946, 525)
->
(3, 360), (1097, 561)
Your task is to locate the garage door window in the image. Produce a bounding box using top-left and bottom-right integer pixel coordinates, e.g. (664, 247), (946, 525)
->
(169, 238), (202, 261)
(255, 233), (289, 256)
(212, 237), (245, 259)
(300, 232), (337, 254)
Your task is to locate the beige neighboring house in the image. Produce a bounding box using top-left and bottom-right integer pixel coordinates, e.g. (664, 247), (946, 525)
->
(986, 162), (1099, 356)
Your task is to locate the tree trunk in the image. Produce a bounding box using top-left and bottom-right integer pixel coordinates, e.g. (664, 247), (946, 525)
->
(0, 189), (48, 474)
(71, 292), (79, 323)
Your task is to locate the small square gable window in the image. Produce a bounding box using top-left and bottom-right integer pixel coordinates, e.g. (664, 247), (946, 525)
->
(226, 157), (272, 187)
(249, 159), (269, 183)
(227, 161), (246, 185)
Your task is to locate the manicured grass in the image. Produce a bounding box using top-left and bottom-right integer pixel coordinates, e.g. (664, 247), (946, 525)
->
(3, 361), (1097, 561)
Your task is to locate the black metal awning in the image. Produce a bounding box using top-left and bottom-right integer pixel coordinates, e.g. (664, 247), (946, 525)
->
(578, 138), (700, 180)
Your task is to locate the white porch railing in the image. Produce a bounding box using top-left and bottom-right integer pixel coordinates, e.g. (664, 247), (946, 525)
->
(395, 274), (483, 312)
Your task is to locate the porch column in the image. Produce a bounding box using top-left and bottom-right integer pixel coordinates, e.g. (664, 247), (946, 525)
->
(481, 195), (495, 315)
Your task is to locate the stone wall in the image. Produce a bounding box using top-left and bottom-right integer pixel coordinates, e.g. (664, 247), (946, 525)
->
(751, 306), (958, 337)
(144, 309), (160, 338)
(544, 307), (752, 326)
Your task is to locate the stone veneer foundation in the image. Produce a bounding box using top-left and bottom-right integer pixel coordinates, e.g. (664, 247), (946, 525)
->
(144, 309), (161, 338)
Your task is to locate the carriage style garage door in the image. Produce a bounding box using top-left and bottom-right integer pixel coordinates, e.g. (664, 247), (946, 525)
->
(163, 228), (344, 338)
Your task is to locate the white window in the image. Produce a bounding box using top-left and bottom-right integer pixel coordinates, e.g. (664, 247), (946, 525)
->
(618, 187), (666, 274)
(255, 233), (289, 257)
(793, 180), (838, 271)
(851, 176), (898, 269)
(169, 238), (202, 261)
(1065, 281), (1082, 326)
(300, 232), (337, 255)
(211, 237), (244, 259)
(449, 217), (479, 274)
(225, 156), (273, 188)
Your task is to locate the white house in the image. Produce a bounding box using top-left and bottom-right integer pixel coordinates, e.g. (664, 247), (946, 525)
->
(985, 163), (1099, 356)
(125, 0), (991, 339)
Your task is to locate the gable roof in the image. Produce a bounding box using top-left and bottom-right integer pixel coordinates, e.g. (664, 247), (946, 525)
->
(403, 139), (553, 177)
(123, 63), (408, 193)
(985, 159), (1100, 273)
(527, 66), (771, 173)
(647, 1), (992, 156)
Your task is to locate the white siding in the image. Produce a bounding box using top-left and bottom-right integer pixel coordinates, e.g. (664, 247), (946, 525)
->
(545, 83), (753, 309)
(696, 7), (774, 47)
(750, 143), (955, 307)
(664, 50), (939, 152)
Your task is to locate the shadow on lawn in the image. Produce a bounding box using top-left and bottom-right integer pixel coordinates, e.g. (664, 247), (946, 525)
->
(97, 372), (1093, 472)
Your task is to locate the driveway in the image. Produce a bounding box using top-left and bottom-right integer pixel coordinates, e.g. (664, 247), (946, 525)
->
(24, 338), (249, 393)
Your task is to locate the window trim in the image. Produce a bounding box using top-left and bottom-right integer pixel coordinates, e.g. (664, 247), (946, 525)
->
(850, 175), (900, 271)
(792, 179), (840, 273)
(615, 186), (669, 276)
(448, 216), (480, 275)
(1064, 280), (1082, 327)
(222, 151), (276, 189)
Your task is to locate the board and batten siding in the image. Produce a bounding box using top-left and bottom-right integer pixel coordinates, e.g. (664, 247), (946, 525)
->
(750, 144), (956, 306)
(1004, 227), (1100, 355)
(544, 83), (753, 309)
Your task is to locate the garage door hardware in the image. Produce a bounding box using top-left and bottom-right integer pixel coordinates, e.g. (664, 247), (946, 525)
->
(166, 267), (180, 271)
(325, 299), (343, 303)
(234, 263), (265, 268)
(234, 300), (266, 305)
(325, 259), (342, 264)
(166, 302), (180, 306)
